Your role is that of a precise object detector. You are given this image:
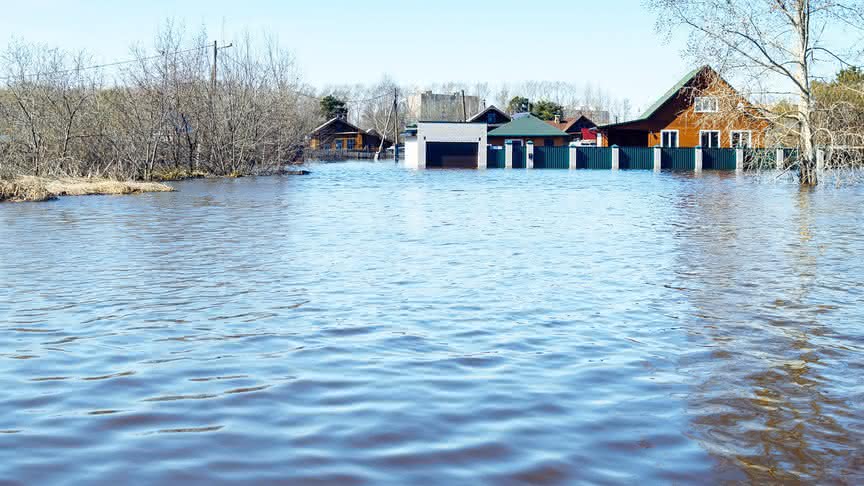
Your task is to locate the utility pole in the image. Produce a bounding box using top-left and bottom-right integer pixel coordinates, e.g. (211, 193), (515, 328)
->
(461, 89), (467, 122)
(211, 41), (218, 90)
(393, 87), (399, 162)
(211, 41), (234, 91)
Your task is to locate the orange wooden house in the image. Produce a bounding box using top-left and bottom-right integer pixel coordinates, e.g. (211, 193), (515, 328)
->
(309, 116), (392, 151)
(596, 66), (769, 148)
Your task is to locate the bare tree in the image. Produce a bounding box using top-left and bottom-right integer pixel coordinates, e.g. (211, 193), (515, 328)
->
(647, 0), (864, 184)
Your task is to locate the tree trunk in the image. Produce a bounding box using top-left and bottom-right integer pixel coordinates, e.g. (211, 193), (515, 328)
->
(795, 1), (818, 185)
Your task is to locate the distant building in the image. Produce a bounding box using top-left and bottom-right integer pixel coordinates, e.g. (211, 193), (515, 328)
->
(595, 65), (769, 148)
(308, 116), (392, 151)
(407, 91), (483, 122)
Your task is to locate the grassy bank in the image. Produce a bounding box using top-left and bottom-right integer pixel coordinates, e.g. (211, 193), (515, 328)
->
(0, 177), (174, 203)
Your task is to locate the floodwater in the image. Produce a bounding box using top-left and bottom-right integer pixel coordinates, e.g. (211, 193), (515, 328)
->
(1, 162), (863, 484)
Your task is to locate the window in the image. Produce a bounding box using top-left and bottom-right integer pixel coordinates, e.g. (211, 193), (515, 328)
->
(347, 139), (356, 150)
(731, 131), (752, 148)
(661, 130), (679, 148)
(694, 96), (719, 113)
(700, 130), (721, 148)
(335, 140), (343, 150)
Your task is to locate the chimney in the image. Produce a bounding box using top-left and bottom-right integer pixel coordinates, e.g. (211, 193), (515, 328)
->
(554, 114), (561, 124)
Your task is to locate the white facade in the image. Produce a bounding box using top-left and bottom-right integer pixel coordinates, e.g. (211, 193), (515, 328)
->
(404, 122), (488, 170)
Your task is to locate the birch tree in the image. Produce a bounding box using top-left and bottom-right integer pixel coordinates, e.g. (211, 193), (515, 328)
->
(648, 0), (864, 185)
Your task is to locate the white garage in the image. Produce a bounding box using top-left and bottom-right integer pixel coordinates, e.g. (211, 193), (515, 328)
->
(404, 122), (488, 169)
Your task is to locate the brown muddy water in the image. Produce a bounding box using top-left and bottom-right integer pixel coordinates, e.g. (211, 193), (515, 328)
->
(1, 162), (863, 484)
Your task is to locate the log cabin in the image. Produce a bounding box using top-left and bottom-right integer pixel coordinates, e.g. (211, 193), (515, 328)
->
(309, 116), (393, 151)
(596, 66), (769, 148)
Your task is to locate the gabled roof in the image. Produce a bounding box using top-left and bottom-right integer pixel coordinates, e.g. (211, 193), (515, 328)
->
(468, 105), (511, 123)
(545, 115), (596, 133)
(311, 117), (392, 143)
(311, 116), (363, 135)
(598, 65), (707, 129)
(487, 114), (570, 137)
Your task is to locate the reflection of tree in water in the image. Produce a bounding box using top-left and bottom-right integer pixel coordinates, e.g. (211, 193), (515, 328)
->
(669, 179), (863, 483)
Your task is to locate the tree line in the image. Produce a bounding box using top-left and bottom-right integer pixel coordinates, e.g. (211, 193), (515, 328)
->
(0, 23), (320, 181)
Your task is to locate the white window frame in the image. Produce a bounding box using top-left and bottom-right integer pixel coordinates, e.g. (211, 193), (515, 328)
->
(699, 130), (721, 148)
(730, 130), (752, 148)
(694, 96), (719, 113)
(660, 130), (680, 148)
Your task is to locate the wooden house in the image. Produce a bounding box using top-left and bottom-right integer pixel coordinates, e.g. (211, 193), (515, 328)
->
(467, 106), (512, 131)
(487, 114), (571, 147)
(309, 117), (392, 151)
(546, 115), (599, 143)
(596, 66), (769, 148)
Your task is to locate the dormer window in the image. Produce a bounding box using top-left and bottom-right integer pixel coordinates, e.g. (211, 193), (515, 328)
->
(695, 97), (719, 113)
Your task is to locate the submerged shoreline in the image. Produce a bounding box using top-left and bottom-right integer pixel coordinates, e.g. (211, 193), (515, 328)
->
(0, 177), (175, 203)
(0, 169), (311, 203)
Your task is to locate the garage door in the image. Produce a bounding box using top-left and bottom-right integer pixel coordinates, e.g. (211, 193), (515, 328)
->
(426, 142), (478, 169)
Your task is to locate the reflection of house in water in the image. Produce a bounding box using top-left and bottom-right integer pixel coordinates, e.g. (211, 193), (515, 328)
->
(667, 182), (854, 483)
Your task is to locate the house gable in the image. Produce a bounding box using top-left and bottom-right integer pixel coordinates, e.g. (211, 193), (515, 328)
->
(597, 66), (770, 147)
(468, 106), (512, 126)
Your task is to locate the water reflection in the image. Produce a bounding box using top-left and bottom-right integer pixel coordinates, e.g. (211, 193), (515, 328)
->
(1, 164), (863, 483)
(674, 181), (864, 482)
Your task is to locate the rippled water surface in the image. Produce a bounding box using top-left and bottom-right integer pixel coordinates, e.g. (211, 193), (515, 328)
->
(1, 163), (863, 484)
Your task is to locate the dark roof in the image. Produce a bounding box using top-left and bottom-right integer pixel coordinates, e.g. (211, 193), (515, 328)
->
(487, 114), (570, 137)
(545, 115), (595, 133)
(311, 116), (363, 135)
(598, 65), (707, 129)
(468, 105), (511, 123)
(311, 117), (392, 143)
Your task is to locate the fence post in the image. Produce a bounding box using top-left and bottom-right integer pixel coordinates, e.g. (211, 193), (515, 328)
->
(694, 146), (703, 172)
(569, 142), (578, 170)
(526, 140), (535, 169)
(611, 145), (620, 171)
(776, 148), (785, 170)
(505, 140), (513, 169)
(735, 148), (744, 172)
(653, 145), (662, 172)
(817, 148), (825, 172)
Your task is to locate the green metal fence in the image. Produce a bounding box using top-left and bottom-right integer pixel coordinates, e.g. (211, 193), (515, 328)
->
(620, 147), (654, 170)
(703, 148), (737, 170)
(661, 148), (695, 170)
(534, 146), (569, 169)
(513, 145), (526, 169)
(487, 147), (505, 168)
(577, 147), (612, 169)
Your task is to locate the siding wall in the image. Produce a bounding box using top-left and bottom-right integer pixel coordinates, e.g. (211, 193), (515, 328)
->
(487, 136), (569, 147)
(600, 76), (770, 148)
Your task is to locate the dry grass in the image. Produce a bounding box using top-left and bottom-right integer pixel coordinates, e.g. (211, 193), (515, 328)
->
(0, 177), (174, 203)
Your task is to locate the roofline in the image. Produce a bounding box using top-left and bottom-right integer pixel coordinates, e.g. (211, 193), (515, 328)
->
(597, 65), (756, 130)
(311, 116), (362, 134)
(467, 105), (511, 123)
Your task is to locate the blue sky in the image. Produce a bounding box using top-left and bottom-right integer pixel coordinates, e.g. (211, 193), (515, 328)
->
(0, 0), (691, 111)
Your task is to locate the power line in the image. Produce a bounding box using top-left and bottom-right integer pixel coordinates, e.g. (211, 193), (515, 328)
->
(0, 44), (213, 81)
